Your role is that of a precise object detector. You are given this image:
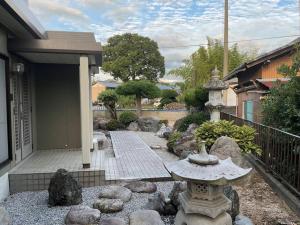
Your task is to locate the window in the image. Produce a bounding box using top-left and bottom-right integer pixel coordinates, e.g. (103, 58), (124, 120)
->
(243, 100), (254, 122)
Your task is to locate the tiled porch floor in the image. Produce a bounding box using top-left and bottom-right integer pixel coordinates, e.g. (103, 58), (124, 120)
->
(9, 131), (174, 193)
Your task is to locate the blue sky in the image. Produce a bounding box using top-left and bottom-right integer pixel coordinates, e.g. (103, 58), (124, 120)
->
(28, 0), (299, 74)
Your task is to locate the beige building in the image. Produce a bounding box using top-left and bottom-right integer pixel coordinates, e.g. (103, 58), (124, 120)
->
(0, 0), (101, 200)
(92, 81), (120, 103)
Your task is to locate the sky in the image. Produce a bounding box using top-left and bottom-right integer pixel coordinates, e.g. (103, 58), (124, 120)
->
(27, 0), (299, 78)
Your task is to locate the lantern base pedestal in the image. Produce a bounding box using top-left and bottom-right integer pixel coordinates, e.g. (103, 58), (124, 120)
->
(175, 209), (232, 225)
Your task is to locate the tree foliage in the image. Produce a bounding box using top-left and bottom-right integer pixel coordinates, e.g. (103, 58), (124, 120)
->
(98, 90), (118, 120)
(262, 48), (300, 135)
(169, 38), (253, 89)
(159, 89), (178, 108)
(102, 33), (165, 82)
(183, 87), (208, 111)
(116, 80), (160, 115)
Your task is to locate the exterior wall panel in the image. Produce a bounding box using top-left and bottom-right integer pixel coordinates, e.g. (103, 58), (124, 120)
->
(92, 83), (106, 103)
(261, 55), (292, 79)
(35, 64), (81, 150)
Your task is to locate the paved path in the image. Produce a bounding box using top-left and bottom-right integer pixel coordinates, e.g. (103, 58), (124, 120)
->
(106, 131), (171, 181)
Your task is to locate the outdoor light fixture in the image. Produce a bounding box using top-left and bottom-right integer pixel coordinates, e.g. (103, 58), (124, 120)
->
(12, 63), (25, 74)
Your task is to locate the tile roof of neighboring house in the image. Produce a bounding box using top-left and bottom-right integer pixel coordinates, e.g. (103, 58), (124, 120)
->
(157, 84), (179, 91)
(224, 37), (300, 81)
(98, 81), (120, 88)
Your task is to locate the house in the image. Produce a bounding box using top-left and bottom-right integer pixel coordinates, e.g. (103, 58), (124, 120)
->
(0, 0), (101, 200)
(92, 81), (180, 103)
(92, 80), (120, 103)
(224, 38), (299, 122)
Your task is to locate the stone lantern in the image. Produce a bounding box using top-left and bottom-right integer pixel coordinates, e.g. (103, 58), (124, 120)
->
(204, 67), (228, 121)
(165, 141), (251, 225)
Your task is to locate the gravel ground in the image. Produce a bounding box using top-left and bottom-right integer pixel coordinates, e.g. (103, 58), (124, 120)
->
(0, 182), (175, 225)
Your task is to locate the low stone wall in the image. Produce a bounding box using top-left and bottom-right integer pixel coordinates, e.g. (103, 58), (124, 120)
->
(94, 109), (189, 126)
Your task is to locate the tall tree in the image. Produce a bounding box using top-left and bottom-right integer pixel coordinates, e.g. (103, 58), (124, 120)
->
(116, 80), (160, 116)
(169, 38), (252, 89)
(102, 33), (165, 82)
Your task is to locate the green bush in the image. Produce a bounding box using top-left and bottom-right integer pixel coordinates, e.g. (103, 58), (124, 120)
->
(177, 112), (209, 132)
(106, 120), (123, 131)
(159, 89), (178, 109)
(167, 131), (182, 150)
(119, 111), (138, 126)
(98, 90), (118, 119)
(195, 120), (261, 155)
(183, 87), (208, 111)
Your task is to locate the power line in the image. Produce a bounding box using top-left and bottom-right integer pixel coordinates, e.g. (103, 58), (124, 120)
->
(159, 34), (300, 49)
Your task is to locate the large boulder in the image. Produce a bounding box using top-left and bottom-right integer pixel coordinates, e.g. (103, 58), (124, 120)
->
(94, 118), (110, 130)
(138, 117), (160, 132)
(48, 169), (82, 206)
(65, 205), (100, 225)
(93, 199), (123, 213)
(234, 215), (254, 225)
(210, 136), (249, 167)
(173, 140), (197, 157)
(145, 192), (177, 215)
(156, 124), (172, 138)
(168, 182), (187, 207)
(0, 207), (10, 225)
(99, 186), (132, 202)
(129, 210), (164, 225)
(125, 181), (157, 193)
(101, 218), (126, 225)
(224, 186), (239, 220)
(127, 122), (140, 131)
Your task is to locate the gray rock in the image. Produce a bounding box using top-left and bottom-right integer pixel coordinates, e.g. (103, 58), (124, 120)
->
(210, 136), (249, 167)
(168, 182), (187, 207)
(94, 118), (110, 130)
(234, 215), (254, 225)
(127, 122), (140, 131)
(224, 186), (239, 220)
(129, 210), (164, 225)
(93, 199), (123, 213)
(185, 123), (198, 135)
(101, 217), (127, 225)
(65, 205), (100, 225)
(179, 150), (192, 159)
(0, 207), (10, 225)
(145, 192), (177, 215)
(48, 169), (82, 206)
(173, 140), (197, 157)
(99, 186), (132, 202)
(125, 181), (157, 193)
(156, 124), (172, 138)
(93, 131), (109, 150)
(276, 219), (297, 225)
(138, 117), (160, 132)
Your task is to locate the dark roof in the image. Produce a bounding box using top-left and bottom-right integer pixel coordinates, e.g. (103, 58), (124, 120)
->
(157, 84), (179, 91)
(99, 81), (120, 88)
(224, 37), (300, 81)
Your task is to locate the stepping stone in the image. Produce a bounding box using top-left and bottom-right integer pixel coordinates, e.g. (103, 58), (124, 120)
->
(101, 217), (127, 225)
(129, 210), (164, 225)
(65, 205), (100, 225)
(125, 181), (157, 193)
(99, 186), (132, 202)
(93, 199), (123, 213)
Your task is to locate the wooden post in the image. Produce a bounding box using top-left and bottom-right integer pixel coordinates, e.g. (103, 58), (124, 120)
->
(79, 55), (91, 168)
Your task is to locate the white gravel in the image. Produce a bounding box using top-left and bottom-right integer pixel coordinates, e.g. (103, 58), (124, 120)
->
(0, 182), (175, 225)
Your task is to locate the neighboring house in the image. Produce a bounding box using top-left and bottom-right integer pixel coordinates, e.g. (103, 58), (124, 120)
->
(92, 81), (120, 103)
(0, 0), (101, 200)
(92, 81), (180, 103)
(224, 38), (299, 122)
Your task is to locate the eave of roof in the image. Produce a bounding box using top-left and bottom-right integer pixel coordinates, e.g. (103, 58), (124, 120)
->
(224, 38), (300, 81)
(0, 0), (46, 39)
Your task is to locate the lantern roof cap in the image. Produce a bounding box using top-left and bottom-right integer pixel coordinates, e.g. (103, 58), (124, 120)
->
(204, 66), (229, 90)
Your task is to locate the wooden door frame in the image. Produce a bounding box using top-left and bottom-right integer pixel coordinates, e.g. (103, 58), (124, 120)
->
(0, 53), (12, 169)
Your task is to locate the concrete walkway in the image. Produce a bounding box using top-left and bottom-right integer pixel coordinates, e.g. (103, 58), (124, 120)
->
(106, 131), (171, 181)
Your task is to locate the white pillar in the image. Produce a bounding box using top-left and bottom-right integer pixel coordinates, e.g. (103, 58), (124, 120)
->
(89, 74), (93, 150)
(79, 55), (91, 168)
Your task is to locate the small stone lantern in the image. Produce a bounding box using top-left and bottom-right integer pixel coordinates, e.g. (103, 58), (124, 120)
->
(204, 67), (228, 121)
(165, 141), (251, 225)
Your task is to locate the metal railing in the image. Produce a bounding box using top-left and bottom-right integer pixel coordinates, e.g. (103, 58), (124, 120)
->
(221, 112), (300, 197)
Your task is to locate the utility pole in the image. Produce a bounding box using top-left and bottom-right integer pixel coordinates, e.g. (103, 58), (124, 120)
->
(223, 0), (229, 78)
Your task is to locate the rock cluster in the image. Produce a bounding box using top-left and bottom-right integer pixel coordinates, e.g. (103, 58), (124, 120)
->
(156, 124), (172, 138)
(48, 169), (82, 206)
(137, 117), (161, 132)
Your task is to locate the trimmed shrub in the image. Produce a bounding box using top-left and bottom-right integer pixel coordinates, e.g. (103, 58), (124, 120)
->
(195, 120), (261, 155)
(167, 131), (182, 151)
(177, 112), (209, 132)
(106, 120), (123, 131)
(119, 111), (138, 126)
(183, 87), (208, 111)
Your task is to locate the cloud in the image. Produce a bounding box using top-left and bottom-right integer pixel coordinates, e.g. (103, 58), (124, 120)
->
(28, 0), (299, 72)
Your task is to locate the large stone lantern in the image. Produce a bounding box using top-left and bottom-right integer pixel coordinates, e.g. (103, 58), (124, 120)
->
(165, 141), (251, 225)
(204, 67), (228, 121)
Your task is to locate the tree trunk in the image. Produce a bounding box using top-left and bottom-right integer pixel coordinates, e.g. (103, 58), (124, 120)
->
(136, 95), (142, 116)
(106, 105), (117, 120)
